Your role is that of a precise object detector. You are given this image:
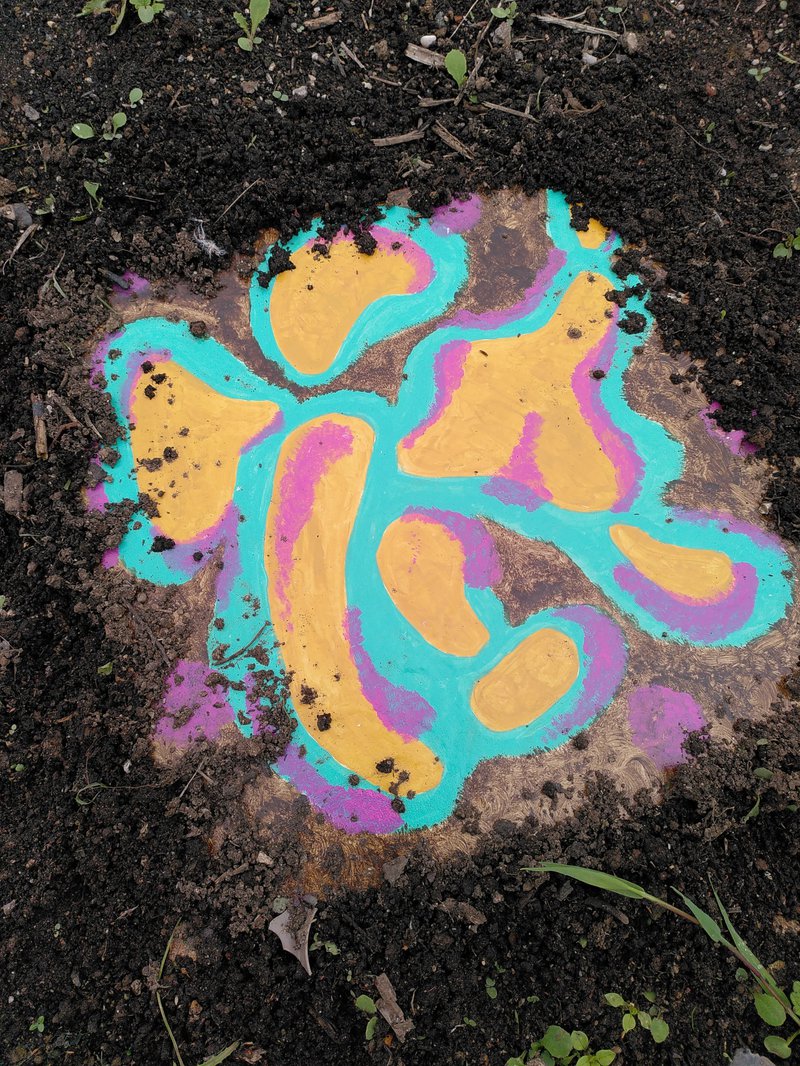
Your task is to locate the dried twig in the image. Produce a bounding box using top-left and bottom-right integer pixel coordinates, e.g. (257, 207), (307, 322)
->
(304, 10), (341, 28)
(432, 121), (475, 160)
(405, 43), (445, 68)
(532, 12), (619, 40)
(216, 177), (262, 221)
(372, 129), (427, 147)
(481, 100), (539, 122)
(31, 393), (48, 460)
(2, 222), (40, 273)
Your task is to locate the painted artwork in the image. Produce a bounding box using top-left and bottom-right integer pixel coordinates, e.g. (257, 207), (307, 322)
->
(88, 190), (794, 834)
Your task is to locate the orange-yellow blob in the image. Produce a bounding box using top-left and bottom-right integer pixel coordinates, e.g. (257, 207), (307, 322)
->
(264, 415), (442, 795)
(131, 361), (280, 542)
(400, 272), (620, 512)
(377, 517), (489, 657)
(576, 217), (610, 249)
(610, 524), (735, 602)
(269, 239), (417, 376)
(471, 628), (580, 731)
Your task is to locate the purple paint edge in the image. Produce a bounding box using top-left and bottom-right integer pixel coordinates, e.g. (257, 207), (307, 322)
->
(614, 560), (758, 641)
(430, 194), (482, 236)
(276, 745), (404, 834)
(403, 508), (502, 588)
(628, 685), (705, 769)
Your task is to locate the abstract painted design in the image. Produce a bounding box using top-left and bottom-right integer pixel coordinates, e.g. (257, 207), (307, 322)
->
(89, 191), (793, 833)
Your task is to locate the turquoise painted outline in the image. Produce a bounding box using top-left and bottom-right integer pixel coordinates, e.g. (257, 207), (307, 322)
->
(95, 190), (794, 831)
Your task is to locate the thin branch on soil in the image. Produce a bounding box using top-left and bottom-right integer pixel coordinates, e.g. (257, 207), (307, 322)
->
(372, 129), (427, 148)
(2, 221), (40, 273)
(532, 13), (620, 40)
(432, 121), (475, 160)
(217, 178), (263, 221)
(481, 100), (539, 122)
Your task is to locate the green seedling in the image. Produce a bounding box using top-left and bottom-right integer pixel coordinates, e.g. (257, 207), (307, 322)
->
(774, 228), (800, 259)
(604, 993), (669, 1044)
(234, 0), (271, 51)
(29, 1016), (45, 1033)
(507, 1024), (616, 1066)
(129, 87), (144, 107)
(491, 1), (518, 20)
(445, 48), (468, 88)
(35, 194), (56, 216)
(71, 180), (104, 222)
(79, 0), (164, 34)
(486, 976), (498, 1000)
(704, 120), (716, 143)
(97, 662), (114, 676)
(309, 933), (340, 955)
(748, 65), (771, 82)
(527, 863), (800, 1060)
(103, 111), (127, 140)
(72, 122), (96, 139)
(354, 994), (379, 1040)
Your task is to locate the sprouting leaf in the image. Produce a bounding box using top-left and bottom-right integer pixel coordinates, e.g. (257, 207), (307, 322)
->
(528, 864), (655, 901)
(643, 990), (657, 1003)
(773, 244), (790, 258)
(444, 49), (468, 88)
(238, 36), (253, 51)
(754, 767), (774, 781)
(110, 0), (128, 35)
(764, 1035), (792, 1060)
(355, 995), (377, 1015)
(365, 1015), (378, 1040)
(622, 1012), (636, 1034)
(638, 1011), (652, 1030)
(604, 993), (625, 1008)
(486, 977), (497, 1000)
(197, 1042), (241, 1066)
(650, 1017), (669, 1043)
(754, 990), (787, 1028)
(711, 884), (787, 1006)
(129, 87), (143, 105)
(744, 795), (761, 822)
(595, 1053), (616, 1066)
(571, 1030), (589, 1050)
(72, 123), (95, 139)
(672, 888), (725, 944)
(541, 1026), (573, 1058)
(234, 11), (249, 30)
(249, 0), (271, 32)
(97, 662), (114, 676)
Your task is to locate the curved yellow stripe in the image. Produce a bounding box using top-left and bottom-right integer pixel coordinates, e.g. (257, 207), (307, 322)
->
(471, 629), (580, 732)
(265, 416), (442, 795)
(131, 361), (280, 542)
(610, 524), (735, 602)
(377, 517), (489, 657)
(400, 272), (619, 511)
(269, 240), (417, 376)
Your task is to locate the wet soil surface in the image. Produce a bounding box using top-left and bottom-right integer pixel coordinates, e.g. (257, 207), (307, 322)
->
(1, 0), (799, 1062)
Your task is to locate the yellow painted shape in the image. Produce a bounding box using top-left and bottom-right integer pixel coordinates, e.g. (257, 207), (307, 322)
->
(269, 239), (417, 376)
(471, 629), (580, 732)
(400, 273), (620, 512)
(377, 517), (489, 657)
(131, 361), (280, 542)
(577, 217), (609, 249)
(610, 524), (735, 602)
(265, 416), (443, 796)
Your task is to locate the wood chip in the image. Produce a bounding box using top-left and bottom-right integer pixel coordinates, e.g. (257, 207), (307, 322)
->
(31, 393), (48, 460)
(405, 43), (445, 68)
(3, 470), (23, 517)
(372, 129), (426, 148)
(432, 121), (475, 160)
(532, 13), (619, 40)
(304, 10), (341, 28)
(375, 973), (414, 1043)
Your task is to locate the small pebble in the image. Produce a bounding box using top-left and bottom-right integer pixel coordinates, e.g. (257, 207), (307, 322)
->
(420, 34), (437, 47)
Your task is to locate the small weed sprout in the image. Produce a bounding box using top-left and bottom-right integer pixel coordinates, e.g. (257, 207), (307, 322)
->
(491, 2), (518, 21)
(354, 994), (379, 1040)
(309, 933), (340, 955)
(748, 65), (771, 82)
(128, 87), (144, 107)
(774, 228), (800, 259)
(507, 1024), (616, 1066)
(29, 1016), (45, 1033)
(72, 122), (95, 139)
(604, 992), (669, 1044)
(71, 180), (104, 222)
(79, 0), (164, 35)
(445, 48), (468, 88)
(234, 0), (271, 52)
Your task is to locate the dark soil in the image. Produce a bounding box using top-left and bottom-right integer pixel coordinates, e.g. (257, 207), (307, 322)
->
(1, 0), (799, 1063)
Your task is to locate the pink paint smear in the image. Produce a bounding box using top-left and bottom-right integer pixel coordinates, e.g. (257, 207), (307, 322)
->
(628, 685), (705, 769)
